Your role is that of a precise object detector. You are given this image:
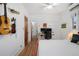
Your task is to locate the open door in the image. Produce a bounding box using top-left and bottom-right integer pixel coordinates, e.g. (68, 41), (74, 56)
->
(24, 16), (28, 47)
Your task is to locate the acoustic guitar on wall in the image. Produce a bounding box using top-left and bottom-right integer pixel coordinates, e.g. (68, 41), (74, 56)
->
(0, 3), (10, 35)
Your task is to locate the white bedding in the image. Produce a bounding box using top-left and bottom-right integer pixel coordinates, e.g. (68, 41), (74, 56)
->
(38, 40), (79, 56)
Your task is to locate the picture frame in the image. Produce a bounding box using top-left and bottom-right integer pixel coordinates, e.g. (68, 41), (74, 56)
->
(61, 23), (66, 28)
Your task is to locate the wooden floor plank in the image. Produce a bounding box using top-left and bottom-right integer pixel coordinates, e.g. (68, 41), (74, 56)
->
(18, 38), (38, 56)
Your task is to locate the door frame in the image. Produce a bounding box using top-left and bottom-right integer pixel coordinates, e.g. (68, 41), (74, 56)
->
(24, 16), (28, 47)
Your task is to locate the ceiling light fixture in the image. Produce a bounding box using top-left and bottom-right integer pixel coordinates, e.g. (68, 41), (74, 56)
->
(46, 5), (52, 9)
(53, 3), (59, 6)
(43, 3), (59, 9)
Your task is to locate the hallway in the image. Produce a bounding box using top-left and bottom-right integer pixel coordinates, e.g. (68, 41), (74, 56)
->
(19, 38), (38, 56)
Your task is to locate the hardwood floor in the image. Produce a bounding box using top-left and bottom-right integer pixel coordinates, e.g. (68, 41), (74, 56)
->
(18, 38), (38, 56)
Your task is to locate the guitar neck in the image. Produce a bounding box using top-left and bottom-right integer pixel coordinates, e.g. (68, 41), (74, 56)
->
(4, 3), (8, 24)
(0, 16), (2, 26)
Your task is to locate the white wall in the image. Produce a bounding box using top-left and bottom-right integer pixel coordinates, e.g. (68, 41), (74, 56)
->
(60, 6), (79, 39)
(59, 10), (73, 39)
(30, 7), (79, 40)
(30, 13), (68, 40)
(0, 3), (31, 56)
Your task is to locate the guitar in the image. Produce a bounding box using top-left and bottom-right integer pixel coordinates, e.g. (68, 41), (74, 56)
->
(11, 17), (16, 33)
(0, 3), (10, 35)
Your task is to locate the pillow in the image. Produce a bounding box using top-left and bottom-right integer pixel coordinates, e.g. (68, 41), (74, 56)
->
(66, 32), (73, 41)
(71, 34), (79, 43)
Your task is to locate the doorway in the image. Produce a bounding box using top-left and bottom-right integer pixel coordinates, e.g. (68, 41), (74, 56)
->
(30, 22), (32, 41)
(24, 16), (28, 47)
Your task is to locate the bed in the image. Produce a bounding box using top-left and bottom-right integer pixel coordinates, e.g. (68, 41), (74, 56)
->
(38, 40), (79, 56)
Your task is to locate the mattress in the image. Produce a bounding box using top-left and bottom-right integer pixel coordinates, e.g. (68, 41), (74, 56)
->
(38, 40), (79, 56)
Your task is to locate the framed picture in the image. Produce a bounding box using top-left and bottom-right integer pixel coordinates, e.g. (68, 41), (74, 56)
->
(61, 23), (66, 28)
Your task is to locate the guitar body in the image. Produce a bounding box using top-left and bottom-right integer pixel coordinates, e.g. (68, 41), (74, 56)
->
(0, 16), (10, 35)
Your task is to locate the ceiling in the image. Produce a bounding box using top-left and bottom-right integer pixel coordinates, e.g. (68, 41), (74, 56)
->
(23, 3), (70, 15)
